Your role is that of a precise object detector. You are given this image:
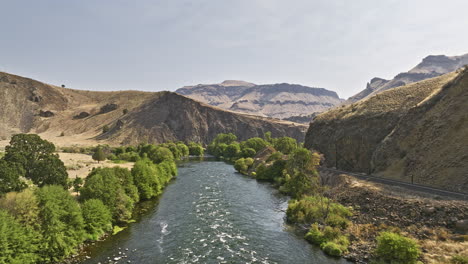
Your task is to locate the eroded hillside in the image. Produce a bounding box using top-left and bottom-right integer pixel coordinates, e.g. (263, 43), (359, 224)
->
(305, 69), (468, 192)
(0, 72), (307, 146)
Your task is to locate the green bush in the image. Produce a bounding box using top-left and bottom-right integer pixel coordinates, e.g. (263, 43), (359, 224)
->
(286, 196), (352, 228)
(305, 223), (326, 245)
(234, 158), (251, 174)
(118, 151), (140, 162)
(375, 232), (420, 264)
(322, 242), (343, 257)
(304, 223), (349, 257)
(451, 255), (468, 264)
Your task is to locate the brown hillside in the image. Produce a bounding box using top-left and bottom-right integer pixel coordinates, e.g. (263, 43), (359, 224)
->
(97, 92), (307, 145)
(0, 72), (306, 147)
(305, 69), (467, 192)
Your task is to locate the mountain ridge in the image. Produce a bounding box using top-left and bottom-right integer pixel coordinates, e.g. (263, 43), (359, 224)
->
(347, 53), (468, 103)
(0, 72), (307, 146)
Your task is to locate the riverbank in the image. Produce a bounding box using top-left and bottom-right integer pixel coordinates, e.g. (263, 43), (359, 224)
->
(320, 169), (468, 263)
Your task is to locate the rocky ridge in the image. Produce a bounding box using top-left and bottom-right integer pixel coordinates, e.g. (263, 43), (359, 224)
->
(176, 80), (343, 121)
(347, 53), (468, 103)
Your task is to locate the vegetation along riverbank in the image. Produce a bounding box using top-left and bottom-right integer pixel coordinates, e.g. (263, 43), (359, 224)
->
(0, 133), (204, 263)
(207, 132), (468, 264)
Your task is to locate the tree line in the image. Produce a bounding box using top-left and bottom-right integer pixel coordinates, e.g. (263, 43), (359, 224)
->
(0, 134), (203, 263)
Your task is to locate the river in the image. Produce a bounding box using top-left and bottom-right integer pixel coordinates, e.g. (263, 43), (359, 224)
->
(81, 160), (350, 264)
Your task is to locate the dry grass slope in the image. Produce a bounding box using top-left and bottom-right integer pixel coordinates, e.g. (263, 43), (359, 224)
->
(305, 69), (467, 192)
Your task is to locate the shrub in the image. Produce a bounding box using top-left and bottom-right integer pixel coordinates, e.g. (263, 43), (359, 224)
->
(375, 232), (420, 264)
(286, 196), (352, 228)
(322, 242), (343, 257)
(305, 223), (325, 245)
(451, 255), (468, 264)
(102, 125), (110, 133)
(234, 158), (248, 174)
(304, 223), (349, 257)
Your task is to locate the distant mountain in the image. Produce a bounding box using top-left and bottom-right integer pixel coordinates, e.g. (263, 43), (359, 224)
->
(0, 72), (307, 146)
(176, 81), (343, 121)
(347, 53), (468, 103)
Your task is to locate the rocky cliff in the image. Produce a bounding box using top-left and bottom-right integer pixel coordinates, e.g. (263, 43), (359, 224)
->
(305, 68), (468, 192)
(176, 81), (343, 121)
(0, 72), (307, 146)
(347, 53), (468, 103)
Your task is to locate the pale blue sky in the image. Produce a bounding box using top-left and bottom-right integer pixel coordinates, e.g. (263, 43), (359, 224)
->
(1, 0), (467, 98)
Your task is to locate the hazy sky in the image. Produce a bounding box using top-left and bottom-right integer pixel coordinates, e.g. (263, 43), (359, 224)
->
(1, 0), (467, 98)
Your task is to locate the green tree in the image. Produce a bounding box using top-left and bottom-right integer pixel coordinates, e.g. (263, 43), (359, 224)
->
(4, 134), (67, 188)
(0, 209), (40, 264)
(29, 155), (68, 188)
(148, 147), (174, 164)
(242, 137), (268, 152)
(0, 189), (42, 230)
(176, 143), (190, 158)
(92, 147), (106, 163)
(188, 142), (204, 156)
(36, 185), (85, 261)
(224, 143), (241, 159)
(241, 147), (256, 158)
(131, 159), (161, 200)
(80, 169), (135, 222)
(82, 199), (112, 240)
(0, 160), (26, 194)
(212, 133), (237, 145)
(273, 137), (297, 154)
(72, 177), (83, 192)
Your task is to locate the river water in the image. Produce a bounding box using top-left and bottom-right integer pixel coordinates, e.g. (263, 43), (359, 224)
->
(81, 161), (349, 264)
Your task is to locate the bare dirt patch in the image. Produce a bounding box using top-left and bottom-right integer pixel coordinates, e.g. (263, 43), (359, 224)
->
(59, 152), (134, 179)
